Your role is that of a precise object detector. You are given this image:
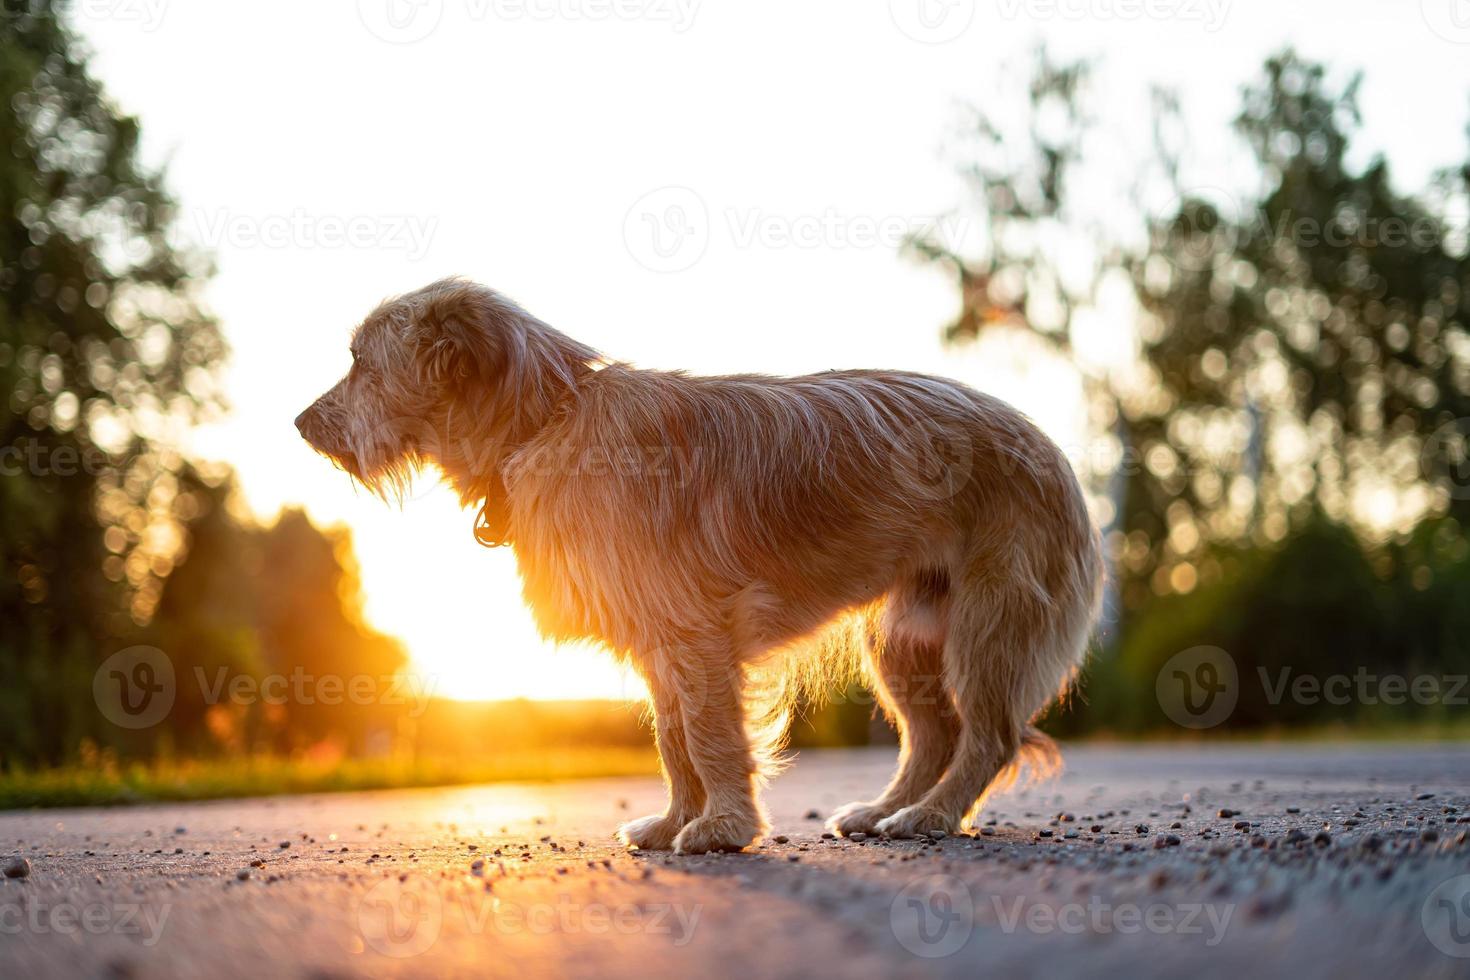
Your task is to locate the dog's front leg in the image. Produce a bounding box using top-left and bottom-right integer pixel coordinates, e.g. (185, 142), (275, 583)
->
(665, 647), (768, 854)
(618, 671), (706, 851)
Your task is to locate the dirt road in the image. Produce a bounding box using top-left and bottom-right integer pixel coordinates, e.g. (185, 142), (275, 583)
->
(4, 745), (1470, 978)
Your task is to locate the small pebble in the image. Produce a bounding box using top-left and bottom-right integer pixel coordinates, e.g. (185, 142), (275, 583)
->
(3, 857), (31, 879)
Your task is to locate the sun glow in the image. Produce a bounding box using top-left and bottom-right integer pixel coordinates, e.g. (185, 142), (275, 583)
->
(76, 4), (1175, 704)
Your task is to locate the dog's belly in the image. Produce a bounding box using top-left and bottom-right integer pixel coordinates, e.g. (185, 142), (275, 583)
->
(511, 512), (935, 660)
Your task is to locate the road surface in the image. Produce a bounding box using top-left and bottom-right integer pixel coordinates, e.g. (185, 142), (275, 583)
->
(3, 745), (1470, 978)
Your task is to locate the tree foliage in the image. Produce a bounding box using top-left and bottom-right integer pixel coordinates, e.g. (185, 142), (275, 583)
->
(919, 48), (1470, 731)
(1, 5), (403, 767)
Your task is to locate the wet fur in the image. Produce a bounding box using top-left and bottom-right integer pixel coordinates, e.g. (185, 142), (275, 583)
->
(296, 278), (1104, 853)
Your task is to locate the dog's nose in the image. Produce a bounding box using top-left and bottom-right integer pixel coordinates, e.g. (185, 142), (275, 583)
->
(294, 409), (311, 435)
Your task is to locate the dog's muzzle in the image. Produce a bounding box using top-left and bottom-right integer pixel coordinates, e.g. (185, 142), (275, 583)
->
(295, 405), (359, 476)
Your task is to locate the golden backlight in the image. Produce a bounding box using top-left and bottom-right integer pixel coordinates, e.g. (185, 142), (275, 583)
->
(208, 333), (1093, 704)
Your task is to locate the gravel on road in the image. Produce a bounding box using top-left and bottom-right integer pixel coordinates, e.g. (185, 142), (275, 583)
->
(3, 744), (1469, 979)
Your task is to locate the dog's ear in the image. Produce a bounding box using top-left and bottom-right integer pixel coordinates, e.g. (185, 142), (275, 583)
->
(408, 283), (504, 385)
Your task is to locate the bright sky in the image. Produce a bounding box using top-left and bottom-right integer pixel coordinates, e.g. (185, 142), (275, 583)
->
(72, 0), (1470, 700)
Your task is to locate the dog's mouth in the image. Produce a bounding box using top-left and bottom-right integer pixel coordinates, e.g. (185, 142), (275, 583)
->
(325, 448), (363, 480)
(298, 428), (363, 479)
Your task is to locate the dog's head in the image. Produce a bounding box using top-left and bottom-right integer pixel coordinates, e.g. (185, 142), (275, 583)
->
(295, 277), (598, 501)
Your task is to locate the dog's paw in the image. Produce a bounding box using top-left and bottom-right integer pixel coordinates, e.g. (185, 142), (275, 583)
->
(875, 804), (959, 840)
(618, 813), (688, 851)
(827, 801), (892, 837)
(672, 812), (763, 854)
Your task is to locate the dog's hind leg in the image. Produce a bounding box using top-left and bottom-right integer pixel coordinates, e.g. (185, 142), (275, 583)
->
(828, 586), (960, 837)
(876, 534), (1094, 839)
(619, 669), (707, 851)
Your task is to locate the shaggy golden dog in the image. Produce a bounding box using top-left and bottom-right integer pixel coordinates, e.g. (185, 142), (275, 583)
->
(296, 278), (1102, 854)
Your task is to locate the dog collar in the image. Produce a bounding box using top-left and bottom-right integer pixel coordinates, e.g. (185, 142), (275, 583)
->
(473, 500), (511, 548)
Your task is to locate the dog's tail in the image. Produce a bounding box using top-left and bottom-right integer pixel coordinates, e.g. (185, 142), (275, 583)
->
(991, 724), (1063, 794)
(741, 661), (794, 782)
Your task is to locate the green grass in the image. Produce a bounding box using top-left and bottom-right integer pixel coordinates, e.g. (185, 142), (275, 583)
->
(1070, 716), (1470, 744)
(0, 747), (659, 810)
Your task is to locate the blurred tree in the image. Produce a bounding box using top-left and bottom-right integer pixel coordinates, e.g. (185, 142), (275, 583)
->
(149, 471), (407, 758)
(0, 2), (225, 764)
(913, 48), (1470, 731)
(0, 4), (406, 767)
(1128, 53), (1470, 608)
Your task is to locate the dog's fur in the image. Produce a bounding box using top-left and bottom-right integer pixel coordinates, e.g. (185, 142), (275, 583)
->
(296, 278), (1103, 854)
